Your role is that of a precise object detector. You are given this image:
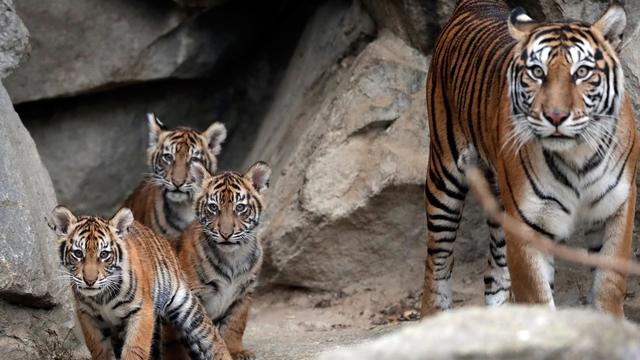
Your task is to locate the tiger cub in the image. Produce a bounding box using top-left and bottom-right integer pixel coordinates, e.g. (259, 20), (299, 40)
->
(125, 113), (227, 246)
(172, 161), (271, 360)
(50, 206), (232, 360)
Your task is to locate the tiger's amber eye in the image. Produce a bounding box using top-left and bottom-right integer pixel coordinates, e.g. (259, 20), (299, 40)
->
(530, 66), (544, 79)
(575, 66), (590, 78)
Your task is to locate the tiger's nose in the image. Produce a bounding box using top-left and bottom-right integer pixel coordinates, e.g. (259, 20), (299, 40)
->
(219, 229), (233, 240)
(543, 110), (569, 125)
(173, 179), (185, 188)
(84, 277), (97, 287)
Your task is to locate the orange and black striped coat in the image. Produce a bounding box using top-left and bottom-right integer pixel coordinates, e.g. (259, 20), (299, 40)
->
(51, 206), (232, 360)
(422, 0), (638, 318)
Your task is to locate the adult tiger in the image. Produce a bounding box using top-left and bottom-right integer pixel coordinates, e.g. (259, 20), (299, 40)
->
(124, 113), (227, 246)
(49, 206), (232, 360)
(422, 0), (638, 318)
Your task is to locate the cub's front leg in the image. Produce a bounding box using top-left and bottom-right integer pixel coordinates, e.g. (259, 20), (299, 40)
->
(76, 310), (115, 360)
(120, 303), (155, 360)
(219, 297), (255, 360)
(592, 186), (636, 318)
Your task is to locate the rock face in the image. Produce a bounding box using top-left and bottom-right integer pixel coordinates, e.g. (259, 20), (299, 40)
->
(361, 0), (459, 54)
(4, 0), (283, 104)
(249, 2), (427, 290)
(320, 306), (640, 360)
(0, 3), (81, 356)
(0, 81), (81, 357)
(0, 83), (59, 306)
(15, 1), (317, 217)
(0, 0), (29, 79)
(249, 0), (491, 292)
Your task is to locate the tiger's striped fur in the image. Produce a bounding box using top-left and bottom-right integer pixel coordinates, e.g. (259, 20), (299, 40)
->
(167, 161), (271, 360)
(423, 0), (638, 318)
(125, 113), (227, 246)
(51, 206), (232, 360)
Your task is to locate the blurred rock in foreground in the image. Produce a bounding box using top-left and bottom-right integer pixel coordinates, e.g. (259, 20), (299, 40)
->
(320, 306), (640, 360)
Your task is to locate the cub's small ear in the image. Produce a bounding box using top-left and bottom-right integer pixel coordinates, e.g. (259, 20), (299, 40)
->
(508, 7), (538, 42)
(593, 4), (626, 51)
(189, 161), (211, 191)
(110, 208), (134, 240)
(203, 122), (227, 156)
(50, 206), (77, 237)
(147, 113), (166, 148)
(245, 161), (271, 195)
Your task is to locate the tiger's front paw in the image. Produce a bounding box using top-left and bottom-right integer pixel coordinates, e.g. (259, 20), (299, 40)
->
(231, 349), (256, 360)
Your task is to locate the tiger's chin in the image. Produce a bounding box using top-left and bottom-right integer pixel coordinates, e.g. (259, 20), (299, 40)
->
(166, 190), (190, 203)
(539, 136), (579, 152)
(76, 286), (103, 297)
(216, 241), (242, 253)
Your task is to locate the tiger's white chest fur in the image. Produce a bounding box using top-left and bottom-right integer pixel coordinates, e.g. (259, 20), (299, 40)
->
(153, 194), (195, 242)
(521, 144), (631, 241)
(196, 242), (261, 322)
(200, 271), (252, 321)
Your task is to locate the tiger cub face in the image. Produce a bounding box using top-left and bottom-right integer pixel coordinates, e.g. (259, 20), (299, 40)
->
(147, 113), (227, 203)
(507, 6), (626, 152)
(189, 161), (271, 252)
(50, 206), (134, 297)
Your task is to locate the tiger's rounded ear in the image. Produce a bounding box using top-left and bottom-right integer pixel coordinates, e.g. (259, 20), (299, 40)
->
(147, 113), (166, 148)
(110, 208), (134, 240)
(508, 7), (537, 42)
(203, 122), (227, 156)
(50, 206), (77, 237)
(593, 5), (626, 51)
(245, 161), (271, 195)
(189, 161), (211, 190)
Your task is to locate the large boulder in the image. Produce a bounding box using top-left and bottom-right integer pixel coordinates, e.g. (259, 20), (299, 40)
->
(0, 80), (82, 356)
(0, 83), (59, 305)
(247, 0), (488, 293)
(320, 306), (640, 360)
(255, 30), (430, 291)
(5, 0), (285, 104)
(247, 0), (431, 292)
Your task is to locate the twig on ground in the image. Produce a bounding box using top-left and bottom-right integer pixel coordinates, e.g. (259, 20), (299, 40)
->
(464, 165), (640, 276)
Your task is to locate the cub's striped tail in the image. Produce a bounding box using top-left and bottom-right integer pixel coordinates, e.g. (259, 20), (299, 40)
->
(165, 286), (230, 360)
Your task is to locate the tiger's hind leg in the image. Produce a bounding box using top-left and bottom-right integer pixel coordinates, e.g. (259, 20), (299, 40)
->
(421, 151), (468, 317)
(483, 178), (511, 306)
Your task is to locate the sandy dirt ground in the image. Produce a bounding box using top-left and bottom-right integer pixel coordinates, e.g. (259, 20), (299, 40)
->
(244, 256), (640, 360)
